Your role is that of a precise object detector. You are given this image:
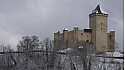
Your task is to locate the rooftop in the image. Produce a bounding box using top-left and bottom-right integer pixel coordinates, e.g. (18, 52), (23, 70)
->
(92, 5), (108, 14)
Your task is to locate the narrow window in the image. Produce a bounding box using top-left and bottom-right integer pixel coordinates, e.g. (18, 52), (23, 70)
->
(75, 31), (76, 33)
(87, 35), (88, 38)
(101, 23), (102, 25)
(81, 33), (83, 35)
(86, 40), (89, 43)
(109, 35), (112, 39)
(101, 28), (102, 30)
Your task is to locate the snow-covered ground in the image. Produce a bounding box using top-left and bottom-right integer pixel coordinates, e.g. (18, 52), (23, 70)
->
(106, 52), (124, 57)
(57, 48), (124, 70)
(0, 48), (123, 70)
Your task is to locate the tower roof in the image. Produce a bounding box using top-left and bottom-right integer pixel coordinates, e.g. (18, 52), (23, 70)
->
(92, 5), (108, 14)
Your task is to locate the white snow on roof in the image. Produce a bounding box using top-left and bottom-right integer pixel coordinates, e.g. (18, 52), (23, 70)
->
(64, 28), (68, 30)
(110, 30), (115, 31)
(100, 5), (108, 14)
(74, 26), (78, 28)
(64, 27), (68, 30)
(93, 5), (108, 14)
(78, 46), (83, 48)
(95, 10), (98, 13)
(84, 28), (90, 29)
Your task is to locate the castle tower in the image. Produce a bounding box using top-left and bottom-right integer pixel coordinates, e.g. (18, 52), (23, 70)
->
(63, 28), (68, 48)
(74, 26), (79, 48)
(107, 30), (115, 52)
(89, 5), (108, 52)
(54, 31), (60, 49)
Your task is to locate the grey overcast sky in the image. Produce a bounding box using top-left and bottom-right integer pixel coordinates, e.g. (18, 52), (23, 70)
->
(0, 0), (123, 51)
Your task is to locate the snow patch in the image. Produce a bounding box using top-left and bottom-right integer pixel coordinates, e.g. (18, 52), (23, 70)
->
(84, 28), (90, 29)
(58, 48), (73, 53)
(99, 5), (108, 14)
(78, 46), (83, 48)
(110, 30), (115, 31)
(64, 27), (68, 31)
(74, 26), (78, 28)
(64, 28), (68, 30)
(106, 52), (124, 57)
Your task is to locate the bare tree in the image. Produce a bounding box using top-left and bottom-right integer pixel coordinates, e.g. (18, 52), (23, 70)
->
(0, 45), (16, 70)
(78, 42), (95, 70)
(40, 38), (57, 70)
(17, 36), (39, 52)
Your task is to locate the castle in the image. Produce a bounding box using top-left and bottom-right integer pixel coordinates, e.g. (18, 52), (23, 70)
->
(54, 5), (115, 52)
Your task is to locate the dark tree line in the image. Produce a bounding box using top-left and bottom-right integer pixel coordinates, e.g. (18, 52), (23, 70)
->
(0, 36), (123, 70)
